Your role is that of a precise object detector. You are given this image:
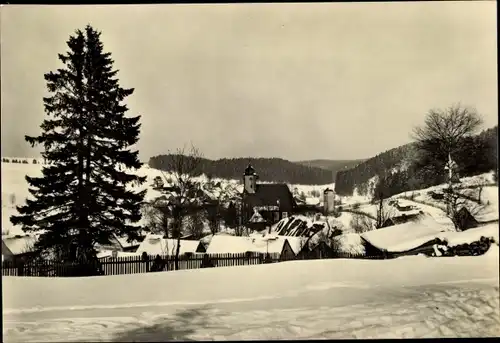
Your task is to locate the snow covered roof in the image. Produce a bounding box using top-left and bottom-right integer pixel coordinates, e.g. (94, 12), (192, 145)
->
(305, 197), (320, 206)
(361, 215), (454, 253)
(136, 234), (203, 256)
(96, 250), (140, 259)
(206, 235), (303, 255)
(439, 223), (499, 247)
(273, 216), (315, 236)
(2, 234), (38, 255)
(113, 234), (141, 249)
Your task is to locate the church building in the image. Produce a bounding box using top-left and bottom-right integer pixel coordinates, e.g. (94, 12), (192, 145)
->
(241, 164), (297, 226)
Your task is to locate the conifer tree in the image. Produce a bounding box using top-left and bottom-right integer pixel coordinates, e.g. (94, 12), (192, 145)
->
(11, 25), (146, 261)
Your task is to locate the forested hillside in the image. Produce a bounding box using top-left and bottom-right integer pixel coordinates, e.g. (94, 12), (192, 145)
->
(335, 126), (498, 197)
(148, 156), (335, 185)
(295, 159), (366, 173)
(334, 143), (416, 196)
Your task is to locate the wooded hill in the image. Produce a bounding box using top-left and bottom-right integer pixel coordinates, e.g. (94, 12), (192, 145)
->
(148, 156), (336, 185)
(295, 159), (366, 173)
(335, 126), (498, 197)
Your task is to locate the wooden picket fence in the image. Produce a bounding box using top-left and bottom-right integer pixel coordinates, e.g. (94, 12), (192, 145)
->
(2, 252), (282, 277)
(296, 251), (385, 260)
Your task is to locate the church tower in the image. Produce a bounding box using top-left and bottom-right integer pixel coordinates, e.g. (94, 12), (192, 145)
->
(243, 164), (258, 194)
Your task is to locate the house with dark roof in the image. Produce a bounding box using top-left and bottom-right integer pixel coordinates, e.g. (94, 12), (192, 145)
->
(241, 164), (297, 226)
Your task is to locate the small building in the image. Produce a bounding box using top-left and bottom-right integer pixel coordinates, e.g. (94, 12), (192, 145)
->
(241, 164), (297, 225)
(2, 234), (37, 262)
(361, 215), (453, 258)
(206, 234), (302, 261)
(136, 234), (206, 256)
(381, 211), (424, 228)
(395, 203), (414, 212)
(297, 240), (336, 260)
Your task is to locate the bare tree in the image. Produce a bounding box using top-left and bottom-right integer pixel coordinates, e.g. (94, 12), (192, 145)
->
(375, 198), (395, 229)
(203, 179), (241, 235)
(142, 200), (171, 235)
(471, 176), (488, 205)
(350, 213), (373, 234)
(372, 174), (394, 229)
(413, 103), (483, 166)
(153, 143), (206, 270)
(183, 212), (206, 240)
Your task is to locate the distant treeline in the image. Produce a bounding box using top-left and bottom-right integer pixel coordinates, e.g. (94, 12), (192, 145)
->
(2, 158), (38, 164)
(335, 126), (498, 197)
(294, 159), (366, 174)
(148, 156), (335, 185)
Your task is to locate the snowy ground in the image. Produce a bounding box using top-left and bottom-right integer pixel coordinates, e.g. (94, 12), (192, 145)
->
(3, 246), (499, 342)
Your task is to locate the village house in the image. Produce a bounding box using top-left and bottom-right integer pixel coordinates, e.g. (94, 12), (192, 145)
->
(241, 164), (297, 227)
(136, 233), (206, 256)
(360, 215), (454, 258)
(206, 234), (303, 261)
(297, 240), (337, 260)
(1, 234), (38, 262)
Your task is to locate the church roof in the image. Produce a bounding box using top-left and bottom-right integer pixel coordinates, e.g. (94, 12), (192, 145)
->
(244, 184), (296, 211)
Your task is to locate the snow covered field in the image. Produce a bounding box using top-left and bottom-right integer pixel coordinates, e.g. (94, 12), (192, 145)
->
(3, 246), (499, 341)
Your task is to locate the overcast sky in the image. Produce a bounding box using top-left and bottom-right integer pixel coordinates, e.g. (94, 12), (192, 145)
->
(1, 2), (497, 162)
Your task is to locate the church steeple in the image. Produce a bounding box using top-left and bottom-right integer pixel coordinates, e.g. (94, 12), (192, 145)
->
(243, 164), (258, 194)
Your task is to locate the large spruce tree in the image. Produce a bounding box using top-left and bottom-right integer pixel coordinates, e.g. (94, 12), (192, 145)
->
(10, 25), (146, 261)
